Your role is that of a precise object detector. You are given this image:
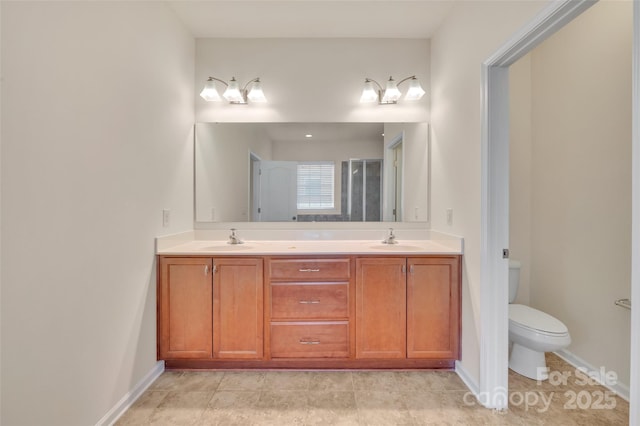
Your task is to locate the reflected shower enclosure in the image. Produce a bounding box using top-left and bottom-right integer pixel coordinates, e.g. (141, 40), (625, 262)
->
(348, 159), (383, 222)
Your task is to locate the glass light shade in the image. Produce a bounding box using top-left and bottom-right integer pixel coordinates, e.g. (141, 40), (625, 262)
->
(404, 77), (426, 101)
(199, 80), (221, 101)
(247, 80), (267, 103)
(360, 80), (379, 103)
(223, 78), (244, 103)
(381, 77), (401, 103)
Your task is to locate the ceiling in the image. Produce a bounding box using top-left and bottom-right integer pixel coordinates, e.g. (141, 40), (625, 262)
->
(166, 1), (456, 38)
(263, 122), (384, 143)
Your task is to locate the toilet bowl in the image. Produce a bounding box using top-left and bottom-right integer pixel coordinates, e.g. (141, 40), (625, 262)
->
(508, 261), (571, 380)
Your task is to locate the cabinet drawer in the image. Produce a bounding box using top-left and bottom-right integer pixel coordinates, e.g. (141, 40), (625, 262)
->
(269, 258), (350, 281)
(271, 283), (348, 319)
(270, 322), (349, 358)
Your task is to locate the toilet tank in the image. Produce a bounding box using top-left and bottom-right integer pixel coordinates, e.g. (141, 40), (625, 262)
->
(508, 260), (521, 303)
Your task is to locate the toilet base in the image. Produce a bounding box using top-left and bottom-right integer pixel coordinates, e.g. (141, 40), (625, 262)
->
(509, 343), (549, 381)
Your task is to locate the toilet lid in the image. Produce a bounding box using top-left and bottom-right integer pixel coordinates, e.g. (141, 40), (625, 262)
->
(509, 304), (568, 335)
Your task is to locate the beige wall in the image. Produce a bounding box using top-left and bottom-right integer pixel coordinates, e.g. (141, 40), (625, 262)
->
(195, 38), (430, 123)
(195, 123), (273, 222)
(509, 54), (533, 305)
(430, 0), (548, 384)
(384, 123), (430, 222)
(510, 0), (633, 388)
(1, 2), (194, 424)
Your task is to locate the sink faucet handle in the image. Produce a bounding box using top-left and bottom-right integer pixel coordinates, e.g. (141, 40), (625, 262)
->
(228, 228), (243, 244)
(382, 228), (398, 244)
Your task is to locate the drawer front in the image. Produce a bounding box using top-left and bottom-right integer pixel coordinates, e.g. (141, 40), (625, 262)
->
(270, 322), (349, 358)
(269, 258), (350, 281)
(271, 283), (349, 319)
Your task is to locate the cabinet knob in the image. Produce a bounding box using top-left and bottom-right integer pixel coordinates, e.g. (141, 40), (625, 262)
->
(299, 339), (320, 345)
(299, 268), (320, 272)
(298, 300), (321, 304)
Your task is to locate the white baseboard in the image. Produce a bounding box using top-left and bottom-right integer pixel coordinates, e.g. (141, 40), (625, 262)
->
(95, 361), (165, 426)
(555, 349), (630, 402)
(455, 360), (480, 396)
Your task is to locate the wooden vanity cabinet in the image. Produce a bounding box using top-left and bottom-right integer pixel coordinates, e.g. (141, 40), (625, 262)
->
(355, 258), (407, 358)
(355, 256), (461, 361)
(158, 256), (263, 361)
(213, 258), (263, 359)
(267, 257), (353, 359)
(158, 253), (460, 369)
(158, 257), (213, 359)
(407, 257), (460, 359)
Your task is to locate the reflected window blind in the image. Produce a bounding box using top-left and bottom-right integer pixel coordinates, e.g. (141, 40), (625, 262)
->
(297, 162), (335, 209)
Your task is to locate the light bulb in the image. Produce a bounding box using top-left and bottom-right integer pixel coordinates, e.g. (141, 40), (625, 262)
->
(404, 77), (426, 101)
(247, 79), (267, 103)
(223, 77), (244, 103)
(199, 78), (221, 101)
(381, 76), (401, 103)
(360, 79), (378, 103)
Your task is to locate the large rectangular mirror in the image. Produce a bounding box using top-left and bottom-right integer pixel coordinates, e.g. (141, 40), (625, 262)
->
(195, 122), (429, 223)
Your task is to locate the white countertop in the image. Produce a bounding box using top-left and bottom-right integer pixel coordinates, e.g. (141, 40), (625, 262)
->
(157, 239), (462, 256)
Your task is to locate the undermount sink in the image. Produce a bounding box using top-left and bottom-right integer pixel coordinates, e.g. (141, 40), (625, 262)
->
(200, 245), (252, 251)
(369, 244), (423, 251)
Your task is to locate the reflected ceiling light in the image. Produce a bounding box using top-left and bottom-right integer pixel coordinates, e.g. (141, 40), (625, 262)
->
(360, 75), (425, 105)
(199, 76), (267, 104)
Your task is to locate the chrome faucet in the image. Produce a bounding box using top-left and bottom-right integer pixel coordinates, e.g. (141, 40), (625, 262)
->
(228, 228), (244, 245)
(382, 228), (398, 244)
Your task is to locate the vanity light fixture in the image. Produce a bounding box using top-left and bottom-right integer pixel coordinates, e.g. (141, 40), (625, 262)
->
(199, 76), (267, 104)
(360, 75), (425, 104)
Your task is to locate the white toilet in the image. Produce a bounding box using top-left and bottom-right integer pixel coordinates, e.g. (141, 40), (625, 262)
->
(508, 260), (571, 380)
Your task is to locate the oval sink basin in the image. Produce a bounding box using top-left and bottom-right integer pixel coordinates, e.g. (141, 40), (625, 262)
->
(200, 245), (252, 251)
(370, 244), (423, 251)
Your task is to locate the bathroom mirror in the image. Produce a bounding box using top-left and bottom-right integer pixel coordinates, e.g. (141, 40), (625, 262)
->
(195, 122), (429, 223)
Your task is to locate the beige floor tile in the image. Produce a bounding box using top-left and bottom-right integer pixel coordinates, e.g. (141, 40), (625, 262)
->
(352, 371), (401, 390)
(263, 371), (311, 391)
(147, 371), (184, 391)
(115, 391), (168, 426)
(355, 390), (414, 425)
(148, 391), (212, 425)
(252, 390), (309, 425)
(391, 371), (438, 393)
(307, 371), (354, 391)
(118, 368), (629, 426)
(427, 371), (467, 391)
(217, 371), (265, 391)
(196, 390), (260, 426)
(173, 371), (224, 392)
(306, 389), (359, 424)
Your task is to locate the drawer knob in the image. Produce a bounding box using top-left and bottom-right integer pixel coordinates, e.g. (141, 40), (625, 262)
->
(298, 300), (321, 304)
(298, 268), (320, 272)
(299, 339), (321, 345)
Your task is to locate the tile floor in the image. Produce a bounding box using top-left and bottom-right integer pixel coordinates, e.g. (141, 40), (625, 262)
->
(116, 354), (629, 425)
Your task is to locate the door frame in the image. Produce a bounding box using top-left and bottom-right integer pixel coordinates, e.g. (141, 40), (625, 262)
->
(479, 0), (640, 415)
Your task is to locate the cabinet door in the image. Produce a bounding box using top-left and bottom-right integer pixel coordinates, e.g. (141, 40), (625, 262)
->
(355, 258), (406, 358)
(213, 258), (264, 359)
(159, 257), (213, 359)
(407, 257), (460, 359)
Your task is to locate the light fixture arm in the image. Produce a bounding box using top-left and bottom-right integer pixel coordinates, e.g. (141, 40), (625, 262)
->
(241, 77), (261, 92)
(205, 76), (229, 88)
(364, 77), (384, 93)
(396, 75), (417, 86)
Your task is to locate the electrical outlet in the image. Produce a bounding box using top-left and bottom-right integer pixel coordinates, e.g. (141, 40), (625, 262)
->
(446, 208), (453, 226)
(162, 209), (170, 227)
